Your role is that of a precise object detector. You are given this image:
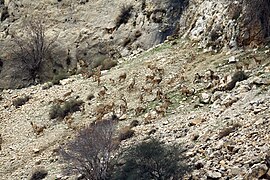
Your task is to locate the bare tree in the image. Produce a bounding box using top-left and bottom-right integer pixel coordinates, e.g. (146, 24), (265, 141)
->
(60, 117), (118, 180)
(11, 17), (55, 82)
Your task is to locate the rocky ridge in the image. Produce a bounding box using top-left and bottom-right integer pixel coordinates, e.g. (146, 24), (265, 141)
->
(0, 38), (270, 179)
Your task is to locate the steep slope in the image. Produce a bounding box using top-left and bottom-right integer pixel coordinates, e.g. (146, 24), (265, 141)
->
(0, 38), (270, 179)
(1, 0), (270, 89)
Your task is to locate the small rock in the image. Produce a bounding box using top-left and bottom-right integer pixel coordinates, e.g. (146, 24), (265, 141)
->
(33, 148), (40, 154)
(252, 77), (270, 86)
(189, 118), (203, 126)
(207, 171), (222, 178)
(119, 114), (127, 121)
(228, 56), (237, 63)
(42, 82), (53, 90)
(253, 108), (262, 114)
(247, 163), (268, 178)
(219, 160), (226, 166)
(35, 159), (42, 165)
(267, 169), (270, 177)
(60, 78), (73, 85)
(199, 93), (211, 104)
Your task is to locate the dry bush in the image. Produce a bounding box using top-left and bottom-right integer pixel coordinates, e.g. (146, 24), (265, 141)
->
(12, 95), (31, 108)
(59, 118), (118, 180)
(115, 5), (133, 29)
(10, 17), (56, 82)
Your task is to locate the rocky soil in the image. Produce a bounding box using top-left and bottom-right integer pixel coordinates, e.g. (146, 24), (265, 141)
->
(1, 0), (269, 89)
(0, 38), (270, 179)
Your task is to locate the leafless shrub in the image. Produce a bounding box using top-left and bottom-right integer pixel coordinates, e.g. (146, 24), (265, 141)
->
(59, 118), (118, 180)
(115, 5), (133, 29)
(10, 17), (56, 82)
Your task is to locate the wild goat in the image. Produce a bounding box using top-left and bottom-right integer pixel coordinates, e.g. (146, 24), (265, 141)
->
(93, 66), (102, 86)
(120, 96), (128, 115)
(193, 73), (204, 83)
(98, 86), (108, 98)
(135, 106), (146, 116)
(30, 122), (46, 136)
(155, 88), (164, 100)
(0, 134), (2, 150)
(128, 77), (136, 91)
(119, 72), (127, 82)
(180, 85), (195, 96)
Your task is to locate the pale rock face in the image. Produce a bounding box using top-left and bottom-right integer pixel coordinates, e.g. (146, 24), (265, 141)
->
(0, 0), (269, 89)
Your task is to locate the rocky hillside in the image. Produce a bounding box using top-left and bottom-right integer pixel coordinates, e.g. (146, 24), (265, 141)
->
(0, 37), (270, 179)
(0, 0), (270, 179)
(0, 0), (270, 89)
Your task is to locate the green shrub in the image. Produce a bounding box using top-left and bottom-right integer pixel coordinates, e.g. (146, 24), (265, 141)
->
(62, 99), (84, 115)
(12, 95), (31, 108)
(51, 71), (69, 85)
(49, 104), (64, 119)
(49, 99), (84, 119)
(101, 59), (118, 70)
(112, 139), (190, 180)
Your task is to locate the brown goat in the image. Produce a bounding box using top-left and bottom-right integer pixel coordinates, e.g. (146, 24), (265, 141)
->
(119, 72), (127, 82)
(30, 122), (46, 136)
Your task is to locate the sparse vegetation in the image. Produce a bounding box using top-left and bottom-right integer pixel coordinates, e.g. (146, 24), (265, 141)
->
(10, 17), (56, 83)
(60, 118), (118, 180)
(30, 168), (48, 180)
(51, 71), (69, 85)
(115, 5), (133, 29)
(112, 139), (190, 180)
(49, 99), (84, 119)
(12, 95), (31, 108)
(101, 59), (118, 70)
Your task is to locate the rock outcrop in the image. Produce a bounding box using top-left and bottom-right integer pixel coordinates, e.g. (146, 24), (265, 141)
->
(0, 0), (269, 89)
